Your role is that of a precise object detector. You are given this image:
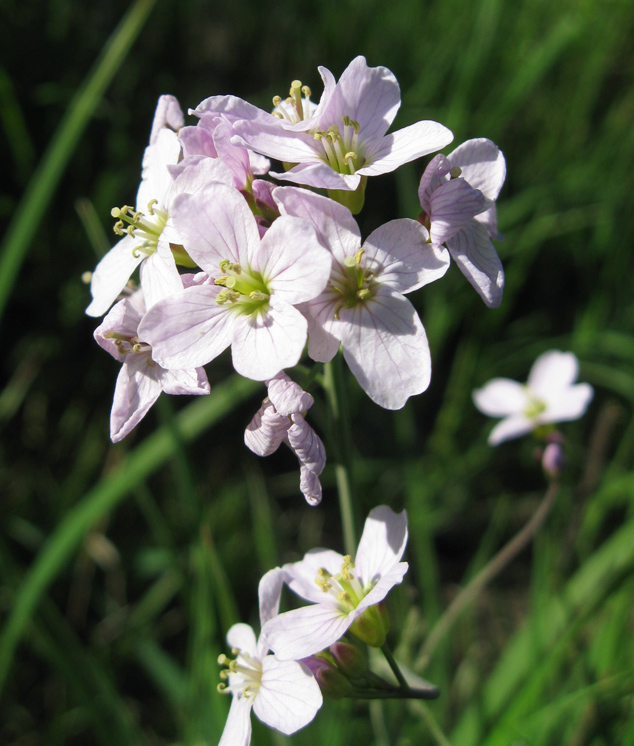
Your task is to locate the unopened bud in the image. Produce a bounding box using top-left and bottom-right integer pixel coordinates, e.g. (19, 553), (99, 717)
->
(302, 656), (354, 699)
(329, 642), (368, 681)
(542, 440), (566, 479)
(349, 602), (390, 647)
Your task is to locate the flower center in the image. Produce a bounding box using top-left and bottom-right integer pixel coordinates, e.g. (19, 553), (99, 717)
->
(272, 79), (313, 124)
(314, 555), (366, 613)
(524, 390), (547, 419)
(111, 201), (168, 259)
(217, 648), (263, 699)
(214, 259), (271, 315)
(330, 249), (376, 318)
(313, 116), (363, 175)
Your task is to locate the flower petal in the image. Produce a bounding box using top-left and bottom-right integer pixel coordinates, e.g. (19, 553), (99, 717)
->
(282, 548), (346, 604)
(94, 295), (144, 361)
(488, 415), (534, 446)
(244, 401), (289, 457)
(139, 285), (233, 369)
(287, 415), (326, 506)
(361, 120), (454, 176)
(429, 178), (490, 244)
(528, 350), (579, 395)
(362, 219), (449, 294)
(447, 221), (504, 308)
(230, 299), (307, 381)
(110, 354), (163, 443)
(448, 138), (506, 202)
(254, 657), (322, 735)
(157, 365), (210, 396)
(149, 94), (184, 145)
(259, 568), (285, 629)
(339, 289), (431, 410)
(355, 561), (409, 614)
(262, 604), (352, 661)
(541, 383), (594, 424)
(354, 506), (408, 588)
(269, 162), (361, 191)
(86, 235), (144, 317)
(139, 238), (183, 310)
(218, 695), (253, 746)
(472, 378), (528, 417)
(227, 623), (259, 657)
(267, 373), (314, 416)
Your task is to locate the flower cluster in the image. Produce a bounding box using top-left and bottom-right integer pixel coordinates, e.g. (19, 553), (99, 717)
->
(86, 56), (507, 492)
(216, 506), (413, 744)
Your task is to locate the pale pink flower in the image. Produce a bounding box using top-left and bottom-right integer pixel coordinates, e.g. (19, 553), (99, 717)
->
(245, 374), (326, 505)
(218, 569), (322, 746)
(473, 350), (594, 445)
(94, 289), (209, 442)
(261, 506), (408, 660)
(273, 187), (449, 409)
(418, 138), (506, 307)
(138, 182), (332, 381)
(199, 56), (453, 192)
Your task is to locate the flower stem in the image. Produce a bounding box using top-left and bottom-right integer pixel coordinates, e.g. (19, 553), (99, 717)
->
(381, 642), (410, 691)
(324, 353), (357, 556)
(416, 479), (560, 671)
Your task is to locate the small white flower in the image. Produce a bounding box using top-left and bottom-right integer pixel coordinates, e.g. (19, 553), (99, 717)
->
(261, 506), (408, 660)
(473, 350), (594, 445)
(218, 569), (322, 746)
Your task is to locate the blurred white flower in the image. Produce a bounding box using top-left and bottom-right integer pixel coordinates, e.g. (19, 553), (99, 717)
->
(473, 350), (593, 445)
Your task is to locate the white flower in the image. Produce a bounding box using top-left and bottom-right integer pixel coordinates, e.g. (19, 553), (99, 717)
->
(473, 350), (594, 445)
(218, 569), (322, 746)
(261, 506), (408, 660)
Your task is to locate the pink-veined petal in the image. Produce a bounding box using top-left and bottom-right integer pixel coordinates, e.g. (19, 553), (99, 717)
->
(298, 465), (323, 507)
(262, 604), (352, 661)
(273, 187), (362, 264)
(269, 161), (361, 191)
(472, 378), (528, 417)
(231, 123), (320, 164)
(302, 298), (342, 363)
(171, 183), (260, 271)
(192, 94), (277, 126)
(282, 548), (346, 605)
(361, 120), (454, 176)
(244, 401), (289, 457)
(339, 289), (431, 410)
(254, 216), (331, 305)
(110, 354), (163, 443)
(267, 374), (313, 415)
(429, 178), (491, 244)
(354, 506), (408, 588)
(227, 623), (259, 658)
(287, 416), (325, 506)
(355, 561), (409, 614)
(254, 657), (322, 735)
(448, 138), (506, 202)
(136, 129), (181, 211)
(94, 295), (144, 361)
(259, 568), (284, 630)
(139, 238), (183, 309)
(447, 221), (504, 308)
(157, 365), (210, 396)
(218, 695), (253, 746)
(86, 235), (144, 317)
(149, 95), (184, 145)
(488, 415), (534, 446)
(230, 299), (307, 381)
(139, 285), (233, 369)
(362, 219), (450, 294)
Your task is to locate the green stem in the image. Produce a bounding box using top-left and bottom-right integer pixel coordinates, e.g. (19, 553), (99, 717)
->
(409, 702), (454, 746)
(416, 480), (560, 671)
(381, 642), (410, 691)
(324, 354), (357, 556)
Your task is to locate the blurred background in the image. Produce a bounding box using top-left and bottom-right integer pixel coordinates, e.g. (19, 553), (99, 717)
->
(2, 0), (634, 744)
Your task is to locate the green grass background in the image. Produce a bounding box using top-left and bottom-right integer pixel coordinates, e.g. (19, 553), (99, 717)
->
(1, 0), (634, 743)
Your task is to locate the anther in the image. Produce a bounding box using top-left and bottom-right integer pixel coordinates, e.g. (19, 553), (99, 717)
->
(301, 85), (311, 98)
(249, 290), (268, 301)
(356, 289), (370, 301)
(147, 199), (158, 215)
(449, 166), (462, 179)
(272, 95), (282, 108)
(217, 683), (228, 694)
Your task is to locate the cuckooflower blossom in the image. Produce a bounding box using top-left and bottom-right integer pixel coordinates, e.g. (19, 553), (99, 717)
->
(93, 289), (210, 442)
(273, 187), (450, 409)
(86, 120), (234, 318)
(202, 56), (453, 194)
(245, 373), (326, 505)
(418, 138), (506, 307)
(139, 182), (331, 381)
(261, 505), (408, 660)
(217, 568), (323, 746)
(473, 350), (594, 445)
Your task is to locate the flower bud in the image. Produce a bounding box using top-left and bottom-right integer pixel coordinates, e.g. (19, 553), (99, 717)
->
(329, 642), (368, 681)
(302, 656), (354, 699)
(542, 440), (566, 479)
(348, 602), (390, 647)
